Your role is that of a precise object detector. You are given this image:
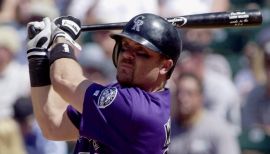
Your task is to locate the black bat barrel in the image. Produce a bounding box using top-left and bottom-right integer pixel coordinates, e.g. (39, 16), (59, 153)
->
(169, 9), (262, 28)
(81, 9), (262, 31)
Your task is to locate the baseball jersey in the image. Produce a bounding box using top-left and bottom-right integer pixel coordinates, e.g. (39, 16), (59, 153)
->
(67, 82), (171, 154)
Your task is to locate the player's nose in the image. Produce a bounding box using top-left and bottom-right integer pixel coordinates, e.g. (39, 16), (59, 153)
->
(122, 49), (135, 60)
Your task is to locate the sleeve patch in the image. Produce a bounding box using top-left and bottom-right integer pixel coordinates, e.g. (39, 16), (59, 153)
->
(97, 87), (118, 108)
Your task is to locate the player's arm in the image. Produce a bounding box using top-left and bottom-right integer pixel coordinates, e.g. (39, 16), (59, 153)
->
(31, 86), (79, 140)
(48, 16), (92, 113)
(27, 18), (79, 140)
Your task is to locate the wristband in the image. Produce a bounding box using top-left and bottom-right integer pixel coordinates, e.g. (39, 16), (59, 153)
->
(27, 48), (51, 87)
(49, 43), (76, 65)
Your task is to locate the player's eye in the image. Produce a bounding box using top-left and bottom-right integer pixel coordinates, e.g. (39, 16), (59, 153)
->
(136, 51), (150, 58)
(120, 46), (128, 52)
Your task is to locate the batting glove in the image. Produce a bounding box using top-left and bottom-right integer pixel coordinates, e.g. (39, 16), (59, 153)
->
(26, 17), (51, 87)
(51, 16), (82, 50)
(27, 17), (52, 50)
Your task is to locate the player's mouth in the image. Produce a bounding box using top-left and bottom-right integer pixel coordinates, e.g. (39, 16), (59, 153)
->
(119, 63), (133, 69)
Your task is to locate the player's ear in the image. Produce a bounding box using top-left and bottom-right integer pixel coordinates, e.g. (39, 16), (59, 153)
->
(160, 59), (174, 75)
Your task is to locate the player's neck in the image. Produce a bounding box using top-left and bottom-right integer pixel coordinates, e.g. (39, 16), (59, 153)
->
(143, 79), (167, 92)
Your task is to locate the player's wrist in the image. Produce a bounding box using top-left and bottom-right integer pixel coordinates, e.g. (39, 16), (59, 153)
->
(54, 36), (70, 44)
(49, 43), (77, 65)
(50, 36), (70, 49)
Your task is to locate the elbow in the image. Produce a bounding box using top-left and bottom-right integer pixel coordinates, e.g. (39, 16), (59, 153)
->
(41, 129), (55, 140)
(36, 116), (65, 140)
(39, 123), (77, 141)
(39, 124), (60, 140)
(41, 126), (69, 141)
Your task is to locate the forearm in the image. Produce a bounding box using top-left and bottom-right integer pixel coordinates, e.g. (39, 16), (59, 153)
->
(50, 58), (88, 112)
(50, 38), (91, 113)
(26, 17), (80, 141)
(31, 86), (78, 140)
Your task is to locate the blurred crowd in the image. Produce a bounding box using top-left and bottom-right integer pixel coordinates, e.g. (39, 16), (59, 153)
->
(1, 0), (270, 153)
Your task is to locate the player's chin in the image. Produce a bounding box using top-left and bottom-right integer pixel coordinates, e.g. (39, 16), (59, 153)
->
(116, 73), (134, 87)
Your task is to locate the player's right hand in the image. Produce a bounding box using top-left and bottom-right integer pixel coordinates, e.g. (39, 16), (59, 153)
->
(26, 17), (52, 87)
(27, 17), (52, 50)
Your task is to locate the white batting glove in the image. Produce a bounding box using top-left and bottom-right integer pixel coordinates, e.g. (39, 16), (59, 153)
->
(26, 17), (52, 87)
(27, 17), (52, 50)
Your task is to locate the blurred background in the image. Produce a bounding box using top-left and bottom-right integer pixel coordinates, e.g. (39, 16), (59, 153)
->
(0, 0), (270, 154)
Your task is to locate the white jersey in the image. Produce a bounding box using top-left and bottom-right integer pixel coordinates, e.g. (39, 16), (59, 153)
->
(169, 111), (240, 154)
(0, 61), (30, 119)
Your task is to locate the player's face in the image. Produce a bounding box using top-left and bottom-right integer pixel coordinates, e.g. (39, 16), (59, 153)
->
(116, 38), (166, 90)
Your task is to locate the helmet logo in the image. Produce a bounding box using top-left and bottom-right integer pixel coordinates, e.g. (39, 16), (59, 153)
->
(131, 15), (145, 32)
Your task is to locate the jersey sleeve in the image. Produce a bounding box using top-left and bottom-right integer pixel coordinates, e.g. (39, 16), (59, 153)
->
(80, 83), (135, 151)
(66, 105), (81, 129)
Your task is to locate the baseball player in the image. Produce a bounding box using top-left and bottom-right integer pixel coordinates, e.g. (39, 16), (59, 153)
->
(26, 13), (182, 153)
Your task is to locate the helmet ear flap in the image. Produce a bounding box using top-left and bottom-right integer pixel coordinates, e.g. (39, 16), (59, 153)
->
(112, 41), (122, 67)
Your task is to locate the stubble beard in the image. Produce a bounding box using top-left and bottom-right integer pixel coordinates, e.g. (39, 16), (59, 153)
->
(116, 69), (135, 88)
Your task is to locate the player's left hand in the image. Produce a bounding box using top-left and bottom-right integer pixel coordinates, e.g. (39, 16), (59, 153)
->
(52, 16), (81, 40)
(51, 16), (82, 50)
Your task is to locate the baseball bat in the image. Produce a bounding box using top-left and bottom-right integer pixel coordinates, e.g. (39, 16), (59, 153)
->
(81, 9), (262, 31)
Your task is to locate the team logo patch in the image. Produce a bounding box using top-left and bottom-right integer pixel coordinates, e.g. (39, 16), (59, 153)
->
(97, 87), (118, 108)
